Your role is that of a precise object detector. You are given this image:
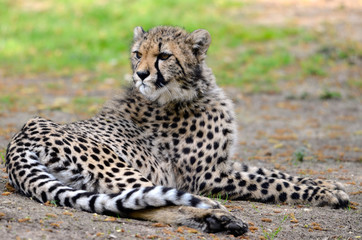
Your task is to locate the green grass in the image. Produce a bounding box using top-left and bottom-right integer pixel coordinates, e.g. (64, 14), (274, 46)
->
(300, 54), (327, 77)
(319, 89), (342, 100)
(0, 0), (307, 90)
(0, 95), (18, 112)
(262, 214), (288, 240)
(1, 0), (359, 98)
(0, 148), (6, 164)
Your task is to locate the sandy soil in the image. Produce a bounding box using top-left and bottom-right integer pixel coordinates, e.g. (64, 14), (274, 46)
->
(0, 0), (361, 239)
(0, 92), (361, 240)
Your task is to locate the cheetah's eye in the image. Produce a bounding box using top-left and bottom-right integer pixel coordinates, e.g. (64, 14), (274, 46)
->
(134, 51), (142, 59)
(158, 53), (172, 60)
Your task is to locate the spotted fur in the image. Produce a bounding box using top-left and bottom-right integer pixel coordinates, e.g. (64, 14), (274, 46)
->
(5, 26), (349, 236)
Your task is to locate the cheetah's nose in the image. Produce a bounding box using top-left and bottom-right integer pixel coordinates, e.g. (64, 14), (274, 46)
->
(137, 71), (150, 80)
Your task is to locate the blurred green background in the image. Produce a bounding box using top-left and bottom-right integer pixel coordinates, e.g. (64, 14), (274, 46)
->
(0, 0), (360, 114)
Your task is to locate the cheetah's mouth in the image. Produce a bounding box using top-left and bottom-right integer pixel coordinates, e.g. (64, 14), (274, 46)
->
(135, 79), (158, 99)
(139, 83), (152, 96)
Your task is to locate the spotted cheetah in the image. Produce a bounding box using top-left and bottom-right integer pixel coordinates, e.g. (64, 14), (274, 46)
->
(5, 26), (349, 236)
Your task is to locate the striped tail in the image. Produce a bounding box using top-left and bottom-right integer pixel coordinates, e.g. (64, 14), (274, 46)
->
(6, 150), (216, 217)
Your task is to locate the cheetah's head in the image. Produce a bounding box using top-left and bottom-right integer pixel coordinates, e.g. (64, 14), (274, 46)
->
(131, 26), (213, 105)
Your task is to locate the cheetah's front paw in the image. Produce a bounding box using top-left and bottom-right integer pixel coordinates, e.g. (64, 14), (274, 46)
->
(318, 189), (350, 209)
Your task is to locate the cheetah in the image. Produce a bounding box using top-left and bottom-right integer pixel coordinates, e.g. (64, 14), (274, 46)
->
(5, 26), (349, 236)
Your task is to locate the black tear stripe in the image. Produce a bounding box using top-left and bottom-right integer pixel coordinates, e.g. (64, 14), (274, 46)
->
(175, 57), (186, 76)
(154, 58), (167, 88)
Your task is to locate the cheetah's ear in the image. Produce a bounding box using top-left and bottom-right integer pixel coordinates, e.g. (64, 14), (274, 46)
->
(133, 26), (145, 41)
(187, 29), (211, 60)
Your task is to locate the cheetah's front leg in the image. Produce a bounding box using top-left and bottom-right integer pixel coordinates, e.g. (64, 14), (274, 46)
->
(194, 169), (349, 209)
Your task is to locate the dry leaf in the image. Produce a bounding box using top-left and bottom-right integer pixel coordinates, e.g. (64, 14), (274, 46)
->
(46, 213), (57, 218)
(147, 235), (159, 239)
(104, 217), (117, 222)
(249, 226), (258, 233)
(5, 182), (15, 192)
(50, 223), (60, 228)
(63, 211), (73, 216)
(152, 222), (168, 227)
(18, 218), (30, 222)
(261, 218), (272, 223)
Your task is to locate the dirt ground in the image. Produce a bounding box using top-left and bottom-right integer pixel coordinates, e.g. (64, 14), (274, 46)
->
(1, 0), (361, 239)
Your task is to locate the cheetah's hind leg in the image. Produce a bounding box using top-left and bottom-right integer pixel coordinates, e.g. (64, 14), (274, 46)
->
(129, 206), (248, 236)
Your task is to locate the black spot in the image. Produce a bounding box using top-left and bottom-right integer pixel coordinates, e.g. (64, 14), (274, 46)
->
(222, 129), (231, 136)
(276, 184), (282, 191)
(64, 147), (71, 154)
(247, 184), (257, 191)
(291, 192), (300, 199)
(116, 162), (125, 168)
(92, 148), (100, 154)
(239, 180), (246, 187)
(294, 186), (301, 191)
(225, 184), (236, 192)
(18, 170), (26, 177)
(190, 125), (196, 132)
(182, 148), (190, 154)
(73, 146), (81, 153)
(173, 139), (180, 145)
(190, 156), (196, 165)
(261, 182), (269, 189)
(55, 140), (64, 146)
(196, 131), (203, 138)
(90, 154), (100, 162)
(127, 178), (136, 183)
(136, 160), (143, 167)
(207, 132), (213, 139)
(179, 128), (186, 134)
(186, 137), (193, 144)
(256, 168), (265, 175)
(124, 171), (135, 176)
(102, 147), (111, 154)
(242, 164), (249, 172)
(279, 192), (287, 202)
(205, 172), (212, 180)
(79, 144), (88, 151)
(199, 182), (206, 191)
